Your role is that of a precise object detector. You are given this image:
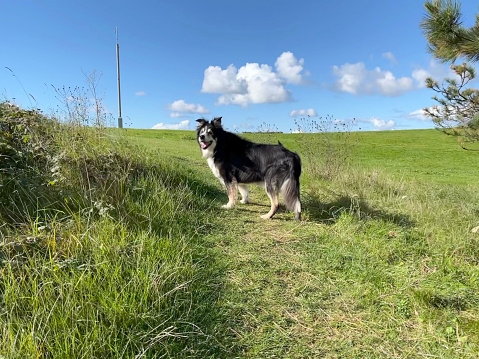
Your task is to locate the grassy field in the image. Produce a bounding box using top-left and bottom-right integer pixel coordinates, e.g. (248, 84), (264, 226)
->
(123, 127), (479, 185)
(2, 105), (479, 358)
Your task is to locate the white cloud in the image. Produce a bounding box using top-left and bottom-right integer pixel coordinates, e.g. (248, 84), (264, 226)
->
(152, 120), (190, 130)
(167, 99), (210, 114)
(408, 108), (430, 121)
(360, 117), (396, 131)
(201, 65), (246, 94)
(377, 72), (414, 96)
(169, 112), (183, 118)
(331, 57), (462, 96)
(240, 122), (255, 129)
(412, 59), (459, 88)
(332, 62), (414, 96)
(289, 108), (318, 117)
(135, 91), (146, 96)
(201, 52), (306, 107)
(409, 106), (455, 122)
(382, 52), (397, 63)
(217, 63), (291, 106)
(332, 63), (367, 95)
(411, 68), (430, 88)
(231, 122), (256, 132)
(275, 51), (305, 84)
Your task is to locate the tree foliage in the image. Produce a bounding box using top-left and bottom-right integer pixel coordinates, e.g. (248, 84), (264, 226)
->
(421, 1), (479, 146)
(424, 63), (479, 146)
(421, 0), (479, 63)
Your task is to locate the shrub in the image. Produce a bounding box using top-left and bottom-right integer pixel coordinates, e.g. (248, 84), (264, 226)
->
(0, 102), (63, 223)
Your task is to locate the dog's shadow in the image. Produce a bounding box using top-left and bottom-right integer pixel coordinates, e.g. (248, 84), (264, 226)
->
(234, 202), (269, 215)
(304, 194), (415, 228)
(218, 191), (414, 228)
(234, 202), (302, 222)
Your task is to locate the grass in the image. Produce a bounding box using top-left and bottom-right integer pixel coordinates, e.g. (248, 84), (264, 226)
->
(122, 128), (479, 358)
(2, 105), (479, 358)
(352, 129), (479, 185)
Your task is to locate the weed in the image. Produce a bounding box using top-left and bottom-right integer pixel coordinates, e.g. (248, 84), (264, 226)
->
(292, 115), (358, 180)
(257, 122), (281, 133)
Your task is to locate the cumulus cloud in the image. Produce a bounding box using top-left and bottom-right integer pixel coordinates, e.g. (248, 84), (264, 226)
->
(408, 108), (429, 121)
(377, 72), (414, 96)
(201, 65), (246, 94)
(408, 106), (448, 122)
(360, 117), (396, 131)
(289, 108), (318, 117)
(152, 120), (190, 130)
(411, 68), (430, 88)
(382, 52), (397, 63)
(412, 59), (459, 88)
(218, 63), (291, 106)
(331, 57), (461, 96)
(167, 99), (210, 114)
(275, 51), (305, 84)
(332, 62), (414, 96)
(135, 91), (146, 96)
(231, 122), (256, 132)
(201, 52), (306, 107)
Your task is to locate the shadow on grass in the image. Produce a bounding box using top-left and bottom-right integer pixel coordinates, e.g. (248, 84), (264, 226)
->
(415, 288), (476, 311)
(234, 202), (306, 222)
(304, 193), (415, 228)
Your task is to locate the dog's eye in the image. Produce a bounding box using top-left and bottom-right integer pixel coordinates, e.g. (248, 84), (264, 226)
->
(207, 130), (212, 134)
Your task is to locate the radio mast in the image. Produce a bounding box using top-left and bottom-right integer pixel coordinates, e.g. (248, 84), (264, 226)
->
(115, 27), (123, 128)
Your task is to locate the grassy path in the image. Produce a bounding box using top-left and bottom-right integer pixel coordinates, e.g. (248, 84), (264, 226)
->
(208, 186), (479, 358)
(122, 128), (479, 358)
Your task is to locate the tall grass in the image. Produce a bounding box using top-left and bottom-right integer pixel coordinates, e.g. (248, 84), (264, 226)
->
(292, 115), (358, 180)
(0, 102), (232, 357)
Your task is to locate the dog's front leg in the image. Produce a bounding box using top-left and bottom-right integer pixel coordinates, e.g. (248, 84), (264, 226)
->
(222, 181), (238, 209)
(238, 184), (250, 204)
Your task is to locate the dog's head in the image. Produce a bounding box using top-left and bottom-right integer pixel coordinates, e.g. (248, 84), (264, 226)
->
(196, 117), (222, 157)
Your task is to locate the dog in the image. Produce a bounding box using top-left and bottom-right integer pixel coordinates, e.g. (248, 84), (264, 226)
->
(196, 117), (302, 220)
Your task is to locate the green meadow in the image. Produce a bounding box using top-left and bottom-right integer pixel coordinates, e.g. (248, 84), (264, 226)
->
(2, 103), (479, 358)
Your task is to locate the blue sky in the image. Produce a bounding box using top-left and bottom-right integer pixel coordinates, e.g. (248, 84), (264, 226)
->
(2, 1), (478, 132)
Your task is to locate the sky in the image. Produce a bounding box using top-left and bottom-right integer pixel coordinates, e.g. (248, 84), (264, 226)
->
(2, 0), (479, 133)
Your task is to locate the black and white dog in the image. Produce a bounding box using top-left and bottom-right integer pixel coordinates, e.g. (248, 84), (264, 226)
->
(196, 117), (302, 220)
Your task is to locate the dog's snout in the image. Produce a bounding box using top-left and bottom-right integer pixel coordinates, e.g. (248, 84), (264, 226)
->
(200, 135), (205, 140)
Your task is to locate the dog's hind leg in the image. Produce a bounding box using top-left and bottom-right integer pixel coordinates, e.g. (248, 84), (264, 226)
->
(261, 188), (279, 219)
(294, 200), (302, 221)
(238, 184), (250, 204)
(222, 181), (238, 209)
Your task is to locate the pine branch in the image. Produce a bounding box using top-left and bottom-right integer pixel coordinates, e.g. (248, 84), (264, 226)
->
(421, 0), (479, 63)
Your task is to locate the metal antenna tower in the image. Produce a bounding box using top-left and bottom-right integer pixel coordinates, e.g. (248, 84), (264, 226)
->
(115, 27), (123, 128)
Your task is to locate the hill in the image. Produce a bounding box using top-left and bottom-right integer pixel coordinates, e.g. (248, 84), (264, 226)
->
(1, 104), (479, 357)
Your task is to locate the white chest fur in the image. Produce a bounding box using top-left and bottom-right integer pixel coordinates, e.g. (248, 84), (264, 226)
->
(201, 145), (214, 159)
(207, 157), (224, 185)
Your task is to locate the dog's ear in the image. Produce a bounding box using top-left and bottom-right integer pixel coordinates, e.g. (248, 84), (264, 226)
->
(196, 119), (207, 128)
(212, 117), (222, 128)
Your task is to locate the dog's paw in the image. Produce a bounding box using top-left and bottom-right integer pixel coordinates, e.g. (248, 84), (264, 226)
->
(240, 199), (249, 204)
(222, 203), (234, 209)
(260, 214), (271, 220)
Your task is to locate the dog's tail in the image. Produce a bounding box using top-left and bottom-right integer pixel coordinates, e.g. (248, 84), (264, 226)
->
(281, 153), (302, 220)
